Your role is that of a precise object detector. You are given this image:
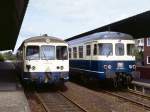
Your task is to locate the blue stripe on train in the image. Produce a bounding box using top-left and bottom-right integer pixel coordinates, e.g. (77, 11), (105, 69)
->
(69, 60), (135, 80)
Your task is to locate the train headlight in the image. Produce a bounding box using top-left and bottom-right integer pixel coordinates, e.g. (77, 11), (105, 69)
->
(32, 66), (36, 70)
(61, 66), (64, 70)
(133, 65), (136, 69)
(104, 65), (107, 69)
(129, 65), (132, 69)
(26, 64), (31, 71)
(107, 65), (112, 69)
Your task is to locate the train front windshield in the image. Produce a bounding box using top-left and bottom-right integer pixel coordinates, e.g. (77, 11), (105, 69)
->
(41, 45), (55, 60)
(41, 45), (68, 60)
(98, 43), (113, 56)
(97, 43), (135, 56)
(26, 45), (68, 60)
(115, 43), (124, 56)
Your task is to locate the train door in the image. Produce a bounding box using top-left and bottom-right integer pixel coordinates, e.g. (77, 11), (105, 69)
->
(85, 41), (98, 69)
(84, 42), (92, 71)
(83, 41), (99, 85)
(92, 41), (98, 60)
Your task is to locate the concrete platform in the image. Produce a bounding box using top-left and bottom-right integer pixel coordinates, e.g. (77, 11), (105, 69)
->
(0, 62), (30, 112)
(0, 90), (30, 112)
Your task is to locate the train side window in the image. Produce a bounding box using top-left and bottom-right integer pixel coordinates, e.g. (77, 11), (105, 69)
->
(86, 45), (91, 56)
(69, 48), (72, 59)
(93, 44), (97, 55)
(73, 47), (77, 58)
(79, 46), (83, 58)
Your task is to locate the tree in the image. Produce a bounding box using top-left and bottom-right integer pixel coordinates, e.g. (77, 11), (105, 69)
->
(134, 48), (144, 65)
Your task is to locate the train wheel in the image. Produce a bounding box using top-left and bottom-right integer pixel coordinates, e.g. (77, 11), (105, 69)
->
(55, 80), (64, 87)
(88, 77), (99, 88)
(126, 75), (132, 85)
(22, 80), (34, 90)
(80, 75), (89, 85)
(55, 80), (66, 91)
(112, 78), (118, 88)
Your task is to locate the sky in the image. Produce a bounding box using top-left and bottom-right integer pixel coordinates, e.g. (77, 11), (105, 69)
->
(14, 0), (150, 52)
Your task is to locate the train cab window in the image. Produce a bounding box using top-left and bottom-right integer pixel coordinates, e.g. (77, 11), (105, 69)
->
(69, 48), (72, 59)
(56, 46), (68, 60)
(79, 46), (83, 58)
(26, 46), (40, 60)
(115, 43), (124, 56)
(73, 47), (77, 58)
(93, 44), (97, 55)
(86, 45), (91, 56)
(98, 43), (113, 56)
(127, 44), (135, 55)
(41, 45), (55, 60)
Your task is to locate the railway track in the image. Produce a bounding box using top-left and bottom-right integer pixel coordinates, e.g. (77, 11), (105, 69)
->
(101, 89), (150, 110)
(64, 82), (149, 112)
(128, 88), (150, 100)
(34, 91), (88, 112)
(26, 82), (150, 112)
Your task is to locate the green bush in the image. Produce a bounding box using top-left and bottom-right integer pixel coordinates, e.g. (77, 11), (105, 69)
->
(0, 54), (5, 61)
(134, 48), (143, 61)
(2, 51), (16, 60)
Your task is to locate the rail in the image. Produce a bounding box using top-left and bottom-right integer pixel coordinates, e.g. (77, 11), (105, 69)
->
(102, 90), (150, 110)
(35, 91), (88, 112)
(35, 92), (49, 112)
(58, 91), (88, 112)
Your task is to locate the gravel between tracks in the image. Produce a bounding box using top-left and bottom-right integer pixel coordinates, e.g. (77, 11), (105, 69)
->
(113, 90), (150, 107)
(26, 92), (46, 112)
(62, 82), (150, 112)
(39, 92), (85, 112)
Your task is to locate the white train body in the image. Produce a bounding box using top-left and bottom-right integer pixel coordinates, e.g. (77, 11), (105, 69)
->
(17, 35), (69, 84)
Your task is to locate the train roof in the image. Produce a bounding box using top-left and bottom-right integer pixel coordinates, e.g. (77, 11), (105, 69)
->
(18, 35), (66, 50)
(66, 31), (134, 45)
(23, 35), (65, 44)
(66, 31), (133, 41)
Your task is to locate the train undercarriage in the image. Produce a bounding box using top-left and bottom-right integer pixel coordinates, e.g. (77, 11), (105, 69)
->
(69, 69), (134, 88)
(111, 73), (133, 88)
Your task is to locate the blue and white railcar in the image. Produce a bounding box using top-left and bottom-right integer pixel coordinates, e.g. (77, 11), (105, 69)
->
(17, 35), (69, 84)
(67, 31), (137, 87)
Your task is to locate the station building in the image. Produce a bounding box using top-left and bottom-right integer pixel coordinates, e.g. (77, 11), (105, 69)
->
(144, 37), (150, 66)
(135, 38), (144, 52)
